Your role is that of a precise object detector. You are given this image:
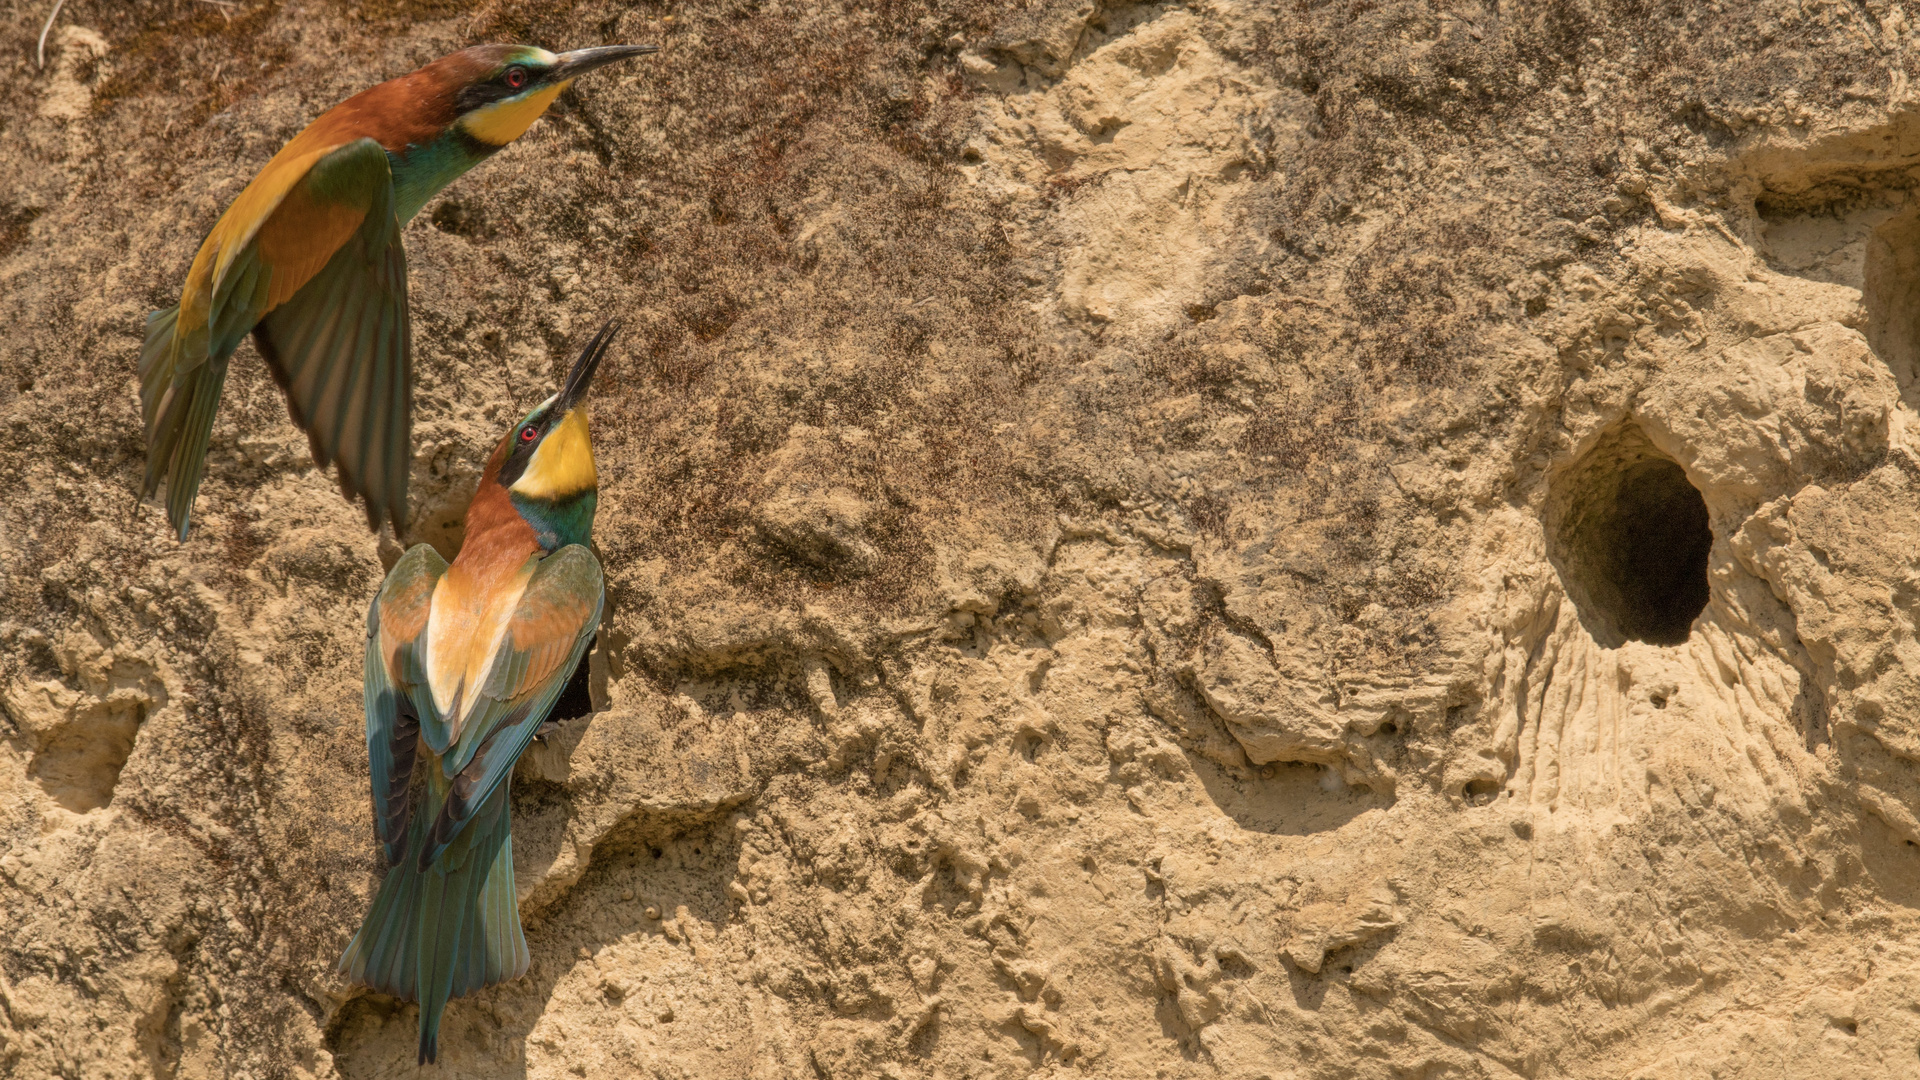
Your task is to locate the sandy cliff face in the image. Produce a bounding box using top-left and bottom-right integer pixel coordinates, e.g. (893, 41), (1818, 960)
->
(9, 0), (1920, 1076)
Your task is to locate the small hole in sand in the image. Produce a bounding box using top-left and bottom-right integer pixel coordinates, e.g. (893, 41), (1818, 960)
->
(1546, 423), (1712, 647)
(1649, 693), (1668, 710)
(27, 703), (145, 813)
(1463, 778), (1501, 806)
(1014, 730), (1044, 762)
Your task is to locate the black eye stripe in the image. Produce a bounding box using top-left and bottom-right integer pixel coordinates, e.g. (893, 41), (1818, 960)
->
(454, 63), (544, 114)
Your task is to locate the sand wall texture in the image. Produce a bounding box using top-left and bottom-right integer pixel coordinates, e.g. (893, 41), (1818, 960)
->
(8, 0), (1920, 1076)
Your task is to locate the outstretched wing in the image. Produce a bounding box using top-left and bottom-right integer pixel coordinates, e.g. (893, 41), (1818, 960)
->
(252, 137), (412, 533)
(143, 135), (392, 539)
(417, 545), (603, 869)
(365, 543), (448, 867)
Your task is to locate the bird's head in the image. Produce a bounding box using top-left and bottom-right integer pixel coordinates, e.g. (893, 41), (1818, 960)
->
(441, 44), (658, 148)
(494, 321), (618, 550)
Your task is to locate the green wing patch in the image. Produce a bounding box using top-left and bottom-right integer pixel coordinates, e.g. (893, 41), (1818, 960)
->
(253, 138), (412, 533)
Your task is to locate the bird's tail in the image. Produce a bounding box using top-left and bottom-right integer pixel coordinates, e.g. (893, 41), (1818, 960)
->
(337, 780), (527, 1065)
(137, 305), (228, 541)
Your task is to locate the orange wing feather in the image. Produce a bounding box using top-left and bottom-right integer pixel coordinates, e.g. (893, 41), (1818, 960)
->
(254, 192), (369, 310)
(508, 575), (597, 691)
(175, 141), (345, 347)
(378, 564), (439, 684)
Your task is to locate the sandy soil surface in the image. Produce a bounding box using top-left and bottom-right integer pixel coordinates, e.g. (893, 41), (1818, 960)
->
(10, 1), (1920, 1076)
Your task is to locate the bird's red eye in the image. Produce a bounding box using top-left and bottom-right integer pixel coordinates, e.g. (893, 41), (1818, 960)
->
(504, 65), (529, 90)
(520, 425), (538, 443)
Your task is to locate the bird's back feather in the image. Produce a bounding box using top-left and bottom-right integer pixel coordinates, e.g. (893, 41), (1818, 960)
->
(424, 543), (602, 865)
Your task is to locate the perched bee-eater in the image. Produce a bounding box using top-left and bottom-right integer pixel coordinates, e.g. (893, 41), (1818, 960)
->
(338, 322), (616, 1064)
(138, 43), (655, 540)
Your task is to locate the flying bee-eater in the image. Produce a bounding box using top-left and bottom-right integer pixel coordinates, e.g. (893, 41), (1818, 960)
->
(338, 321), (616, 1064)
(138, 43), (656, 540)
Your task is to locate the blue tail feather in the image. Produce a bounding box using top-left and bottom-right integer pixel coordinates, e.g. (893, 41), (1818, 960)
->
(338, 781), (525, 1065)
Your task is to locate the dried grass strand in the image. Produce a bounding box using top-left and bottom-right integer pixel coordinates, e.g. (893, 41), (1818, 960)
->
(37, 0), (68, 70)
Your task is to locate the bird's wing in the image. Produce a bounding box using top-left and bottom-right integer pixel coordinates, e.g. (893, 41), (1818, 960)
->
(141, 136), (374, 538)
(251, 138), (413, 533)
(417, 545), (604, 869)
(171, 134), (363, 365)
(365, 543), (449, 867)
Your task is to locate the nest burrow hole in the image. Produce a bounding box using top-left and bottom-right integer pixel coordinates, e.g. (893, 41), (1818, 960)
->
(1547, 423), (1712, 648)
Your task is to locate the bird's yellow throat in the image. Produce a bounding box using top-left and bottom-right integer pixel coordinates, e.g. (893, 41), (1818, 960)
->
(459, 81), (571, 147)
(511, 408), (597, 500)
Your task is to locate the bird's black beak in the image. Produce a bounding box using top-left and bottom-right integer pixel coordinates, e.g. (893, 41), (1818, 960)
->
(551, 44), (659, 82)
(556, 320), (619, 415)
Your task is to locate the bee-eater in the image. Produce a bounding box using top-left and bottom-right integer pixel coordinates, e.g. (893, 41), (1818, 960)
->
(138, 43), (656, 540)
(338, 321), (616, 1064)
